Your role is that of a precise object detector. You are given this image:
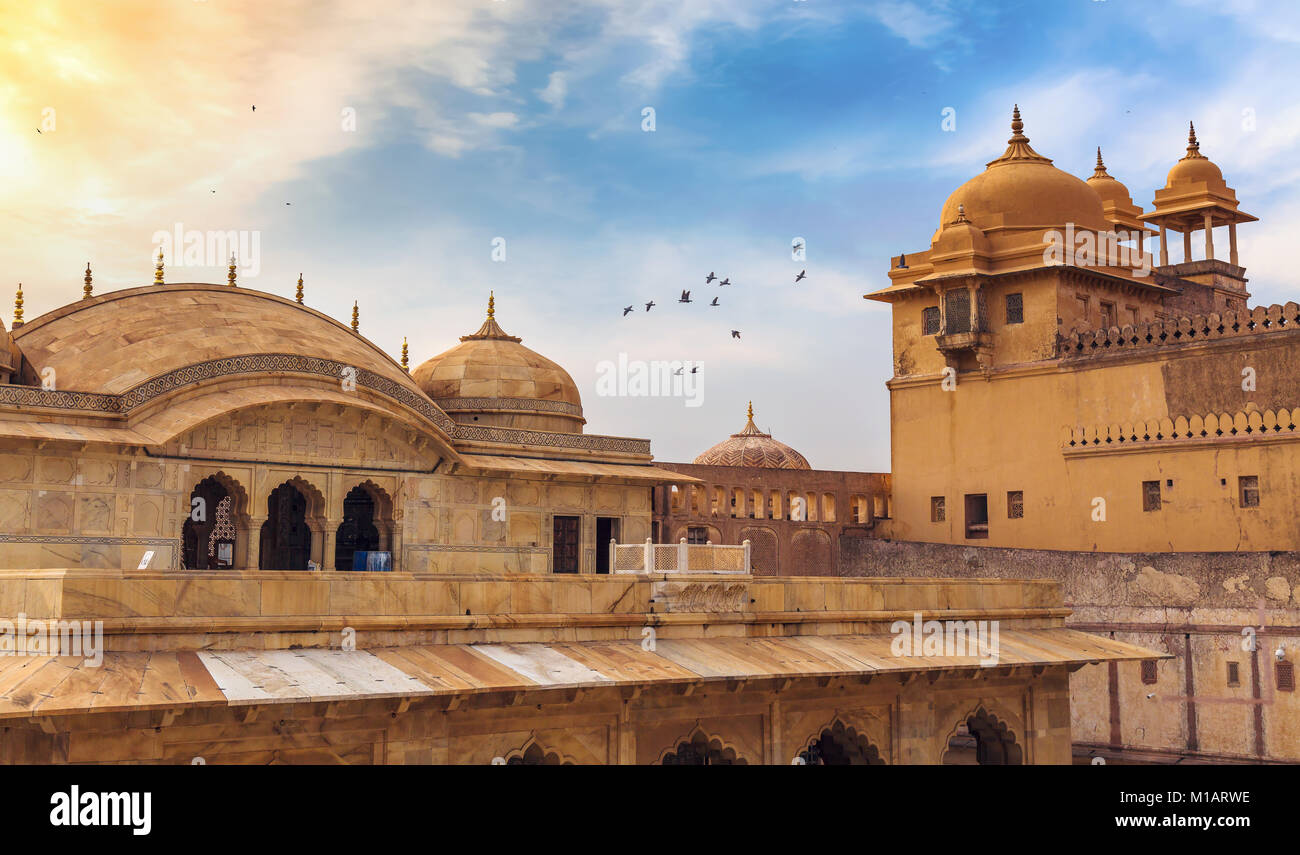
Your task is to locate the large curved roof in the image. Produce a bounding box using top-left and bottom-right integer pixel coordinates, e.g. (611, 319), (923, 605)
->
(13, 284), (416, 394)
(694, 403), (810, 470)
(937, 106), (1108, 235)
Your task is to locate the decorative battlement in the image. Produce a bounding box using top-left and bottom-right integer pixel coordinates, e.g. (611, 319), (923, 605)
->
(1061, 302), (1300, 358)
(1063, 405), (1300, 451)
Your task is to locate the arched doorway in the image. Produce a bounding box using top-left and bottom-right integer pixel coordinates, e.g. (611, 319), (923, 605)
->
(335, 485), (382, 570)
(182, 476), (237, 569)
(260, 482), (312, 570)
(659, 729), (747, 765)
(797, 720), (886, 765)
(942, 707), (1023, 765)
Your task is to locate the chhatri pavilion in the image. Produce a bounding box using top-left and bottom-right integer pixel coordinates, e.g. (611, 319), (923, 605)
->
(0, 262), (1158, 764)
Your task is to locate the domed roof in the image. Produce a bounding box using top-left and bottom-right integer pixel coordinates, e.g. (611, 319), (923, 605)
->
(411, 294), (585, 433)
(1086, 147), (1135, 207)
(694, 403), (810, 469)
(937, 106), (1108, 234)
(12, 284), (416, 395)
(1164, 122), (1226, 189)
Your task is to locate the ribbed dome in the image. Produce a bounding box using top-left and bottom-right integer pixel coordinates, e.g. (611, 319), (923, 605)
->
(411, 295), (585, 433)
(937, 106), (1108, 235)
(1164, 122), (1226, 189)
(694, 403), (810, 469)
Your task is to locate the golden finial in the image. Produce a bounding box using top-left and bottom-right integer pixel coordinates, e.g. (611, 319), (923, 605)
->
(400, 337), (409, 372)
(154, 247), (164, 284)
(1092, 147), (1112, 179)
(12, 284), (23, 328)
(295, 273), (304, 304)
(227, 254), (237, 286)
(1186, 120), (1201, 157)
(83, 263), (93, 299)
(1010, 104), (1024, 139)
(487, 290), (495, 320)
(351, 301), (359, 333)
(747, 400), (754, 421)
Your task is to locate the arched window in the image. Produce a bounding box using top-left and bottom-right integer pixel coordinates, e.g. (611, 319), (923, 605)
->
(942, 708), (1023, 765)
(260, 482), (313, 570)
(335, 485), (382, 570)
(750, 489), (764, 520)
(821, 493), (836, 523)
(769, 490), (782, 520)
(797, 720), (886, 765)
(659, 729), (747, 765)
(182, 476), (237, 570)
(730, 488), (744, 518)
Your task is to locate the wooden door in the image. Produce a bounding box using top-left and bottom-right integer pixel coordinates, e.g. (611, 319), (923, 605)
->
(552, 516), (580, 573)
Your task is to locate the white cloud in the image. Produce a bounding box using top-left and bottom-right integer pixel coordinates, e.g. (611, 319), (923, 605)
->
(538, 72), (568, 109)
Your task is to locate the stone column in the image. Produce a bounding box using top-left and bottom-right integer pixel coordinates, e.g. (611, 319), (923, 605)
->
(1229, 221), (1239, 266)
(246, 515), (266, 570)
(1159, 224), (1168, 266)
(1183, 229), (1192, 263)
(1204, 211), (1214, 260)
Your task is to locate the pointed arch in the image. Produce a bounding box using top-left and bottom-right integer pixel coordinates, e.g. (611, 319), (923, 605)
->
(940, 704), (1023, 765)
(794, 716), (887, 765)
(498, 735), (577, 766)
(657, 724), (749, 765)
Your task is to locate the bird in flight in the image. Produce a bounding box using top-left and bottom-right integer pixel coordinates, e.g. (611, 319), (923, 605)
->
(719, 278), (730, 287)
(623, 305), (634, 316)
(731, 330), (741, 339)
(35, 128), (41, 134)
(795, 269), (806, 283)
(690, 366), (699, 374)
(709, 297), (719, 306)
(792, 240), (804, 254)
(678, 290), (692, 303)
(645, 300), (655, 312)
(705, 272), (716, 284)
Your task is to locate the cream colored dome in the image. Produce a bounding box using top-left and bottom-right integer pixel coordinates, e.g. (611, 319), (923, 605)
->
(937, 106), (1109, 235)
(694, 403), (810, 470)
(411, 295), (584, 433)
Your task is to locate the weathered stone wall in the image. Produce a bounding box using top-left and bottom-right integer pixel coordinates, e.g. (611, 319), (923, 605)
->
(840, 537), (1300, 762)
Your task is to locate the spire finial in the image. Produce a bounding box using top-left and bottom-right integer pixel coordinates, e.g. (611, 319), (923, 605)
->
(83, 263), (93, 299)
(487, 290), (495, 320)
(227, 254), (237, 287)
(351, 300), (359, 333)
(154, 247), (164, 284)
(401, 337), (409, 373)
(12, 284), (23, 327)
(747, 400), (754, 422)
(953, 202), (969, 224)
(1092, 146), (1111, 179)
(295, 274), (304, 304)
(1185, 120), (1202, 157)
(1009, 104), (1025, 140)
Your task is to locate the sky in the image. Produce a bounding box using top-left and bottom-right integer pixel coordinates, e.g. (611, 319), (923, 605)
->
(3, 0), (1300, 471)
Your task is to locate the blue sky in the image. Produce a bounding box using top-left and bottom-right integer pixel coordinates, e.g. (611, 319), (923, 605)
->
(5, 0), (1300, 470)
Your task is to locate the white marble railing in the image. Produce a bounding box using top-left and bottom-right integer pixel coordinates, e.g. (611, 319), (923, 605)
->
(611, 538), (750, 575)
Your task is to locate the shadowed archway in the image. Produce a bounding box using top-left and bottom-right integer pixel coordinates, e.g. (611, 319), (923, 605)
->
(797, 719), (886, 765)
(942, 706), (1023, 765)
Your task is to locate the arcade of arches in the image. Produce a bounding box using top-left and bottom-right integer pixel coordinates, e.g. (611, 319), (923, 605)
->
(182, 474), (394, 572)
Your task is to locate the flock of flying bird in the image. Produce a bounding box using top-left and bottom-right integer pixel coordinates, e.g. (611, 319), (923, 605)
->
(623, 266), (808, 341)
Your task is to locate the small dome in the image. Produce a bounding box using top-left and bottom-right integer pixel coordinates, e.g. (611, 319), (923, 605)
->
(937, 106), (1109, 235)
(1086, 147), (1135, 207)
(1164, 122), (1226, 189)
(694, 403), (811, 469)
(411, 294), (584, 433)
(931, 204), (993, 256)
